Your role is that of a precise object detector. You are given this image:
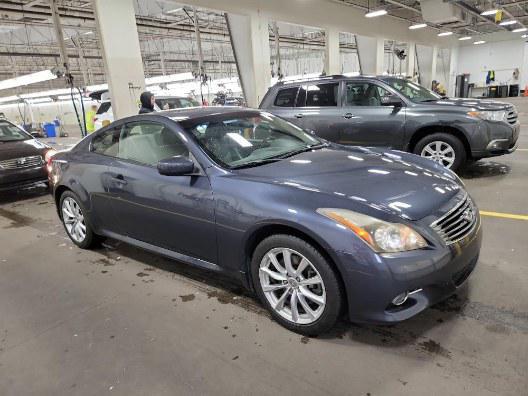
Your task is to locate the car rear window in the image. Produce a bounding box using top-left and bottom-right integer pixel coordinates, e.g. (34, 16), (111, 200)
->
(273, 87), (299, 107)
(96, 102), (111, 115)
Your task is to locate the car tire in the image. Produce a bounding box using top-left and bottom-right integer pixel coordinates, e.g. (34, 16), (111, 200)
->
(59, 191), (98, 249)
(251, 234), (343, 336)
(413, 133), (466, 171)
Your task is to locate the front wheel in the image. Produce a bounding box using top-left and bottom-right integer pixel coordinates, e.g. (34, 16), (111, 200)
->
(59, 191), (98, 249)
(251, 234), (343, 336)
(413, 133), (466, 171)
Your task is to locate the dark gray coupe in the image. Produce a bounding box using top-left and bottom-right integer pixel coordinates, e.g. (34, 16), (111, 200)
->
(49, 107), (482, 335)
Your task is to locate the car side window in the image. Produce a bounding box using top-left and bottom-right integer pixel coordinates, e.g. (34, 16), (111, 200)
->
(117, 121), (189, 166)
(91, 127), (121, 157)
(297, 83), (339, 107)
(345, 82), (391, 106)
(273, 87), (299, 107)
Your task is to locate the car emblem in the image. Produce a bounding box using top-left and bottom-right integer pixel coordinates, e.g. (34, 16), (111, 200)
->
(17, 158), (27, 165)
(462, 207), (474, 223)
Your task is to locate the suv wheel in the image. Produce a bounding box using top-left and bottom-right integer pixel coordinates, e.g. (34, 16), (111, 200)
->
(251, 234), (343, 336)
(414, 133), (466, 171)
(59, 191), (98, 249)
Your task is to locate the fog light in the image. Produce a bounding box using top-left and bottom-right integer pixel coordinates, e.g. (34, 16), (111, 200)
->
(392, 292), (409, 306)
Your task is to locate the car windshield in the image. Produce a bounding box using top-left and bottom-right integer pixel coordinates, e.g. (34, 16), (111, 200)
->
(385, 79), (441, 103)
(0, 121), (31, 142)
(179, 111), (322, 169)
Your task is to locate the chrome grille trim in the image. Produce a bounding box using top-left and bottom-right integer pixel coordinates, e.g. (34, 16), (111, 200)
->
(0, 155), (43, 170)
(507, 109), (517, 125)
(431, 193), (478, 245)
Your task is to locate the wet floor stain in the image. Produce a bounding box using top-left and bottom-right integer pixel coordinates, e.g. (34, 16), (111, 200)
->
(418, 339), (451, 358)
(300, 336), (310, 344)
(0, 208), (34, 228)
(179, 294), (195, 302)
(136, 272), (149, 278)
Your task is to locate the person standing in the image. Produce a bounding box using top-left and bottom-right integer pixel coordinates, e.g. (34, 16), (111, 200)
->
(85, 104), (98, 134)
(139, 91), (156, 114)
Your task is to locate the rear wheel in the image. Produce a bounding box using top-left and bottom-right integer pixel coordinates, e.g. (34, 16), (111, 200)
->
(414, 133), (466, 171)
(251, 234), (343, 336)
(59, 191), (98, 249)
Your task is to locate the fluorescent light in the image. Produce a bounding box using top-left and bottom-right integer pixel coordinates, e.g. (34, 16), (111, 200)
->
(20, 88), (72, 99)
(459, 36), (472, 41)
(409, 23), (427, 30)
(27, 97), (53, 104)
(480, 9), (498, 16)
(474, 40), (486, 45)
(83, 31), (93, 35)
(512, 27), (528, 33)
(499, 20), (517, 26)
(0, 70), (57, 91)
(365, 9), (387, 18)
(165, 7), (183, 14)
(438, 31), (453, 36)
(0, 95), (20, 103)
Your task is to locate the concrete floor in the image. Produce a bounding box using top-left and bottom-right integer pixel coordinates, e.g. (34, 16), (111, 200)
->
(1, 99), (528, 396)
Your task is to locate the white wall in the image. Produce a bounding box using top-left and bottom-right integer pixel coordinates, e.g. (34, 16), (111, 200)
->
(457, 39), (526, 89)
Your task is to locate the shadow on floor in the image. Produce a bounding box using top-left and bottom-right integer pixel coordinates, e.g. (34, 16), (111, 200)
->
(459, 160), (511, 179)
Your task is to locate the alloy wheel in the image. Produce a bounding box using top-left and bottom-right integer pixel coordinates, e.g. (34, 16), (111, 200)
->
(259, 248), (326, 325)
(421, 141), (456, 168)
(62, 197), (87, 243)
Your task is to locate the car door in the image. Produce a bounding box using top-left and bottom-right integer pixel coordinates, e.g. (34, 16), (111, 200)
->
(292, 82), (342, 142)
(106, 120), (217, 263)
(338, 81), (406, 148)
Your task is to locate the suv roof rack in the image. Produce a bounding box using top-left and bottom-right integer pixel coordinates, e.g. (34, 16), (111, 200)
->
(275, 74), (348, 85)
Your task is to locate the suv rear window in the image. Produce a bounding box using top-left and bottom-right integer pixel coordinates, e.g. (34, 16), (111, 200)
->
(297, 83), (339, 107)
(273, 87), (298, 107)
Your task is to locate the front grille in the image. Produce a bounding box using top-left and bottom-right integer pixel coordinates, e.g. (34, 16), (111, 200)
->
(431, 194), (478, 245)
(507, 108), (518, 125)
(0, 155), (43, 170)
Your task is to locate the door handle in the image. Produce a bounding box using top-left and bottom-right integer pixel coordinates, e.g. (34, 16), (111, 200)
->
(343, 113), (355, 119)
(294, 113), (304, 119)
(112, 174), (127, 185)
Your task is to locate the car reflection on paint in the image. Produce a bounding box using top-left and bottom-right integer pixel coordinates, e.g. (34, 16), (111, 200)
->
(49, 107), (482, 335)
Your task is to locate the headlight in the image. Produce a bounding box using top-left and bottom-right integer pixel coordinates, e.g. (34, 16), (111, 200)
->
(467, 110), (507, 122)
(317, 208), (428, 253)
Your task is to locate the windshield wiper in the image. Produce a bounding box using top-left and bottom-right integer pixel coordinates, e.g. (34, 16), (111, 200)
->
(275, 143), (329, 159)
(230, 158), (284, 169)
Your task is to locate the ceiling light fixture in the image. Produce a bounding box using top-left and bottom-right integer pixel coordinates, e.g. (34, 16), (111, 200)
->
(438, 31), (453, 36)
(0, 70), (57, 91)
(165, 7), (183, 14)
(480, 9), (499, 16)
(409, 23), (427, 30)
(459, 36), (472, 41)
(522, 34), (528, 38)
(474, 40), (486, 45)
(365, 9), (387, 18)
(499, 20), (517, 26)
(512, 27), (528, 33)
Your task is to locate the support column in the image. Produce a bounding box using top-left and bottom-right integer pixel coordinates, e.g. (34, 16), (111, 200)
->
(448, 46), (459, 97)
(355, 35), (385, 75)
(93, 0), (145, 119)
(431, 45), (438, 89)
(406, 42), (416, 78)
(324, 27), (340, 75)
(226, 12), (271, 108)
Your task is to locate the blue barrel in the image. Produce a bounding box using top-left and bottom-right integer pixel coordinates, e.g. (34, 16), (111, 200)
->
(44, 123), (56, 137)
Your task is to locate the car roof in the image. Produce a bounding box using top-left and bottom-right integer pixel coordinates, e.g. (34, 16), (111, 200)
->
(154, 106), (258, 121)
(273, 74), (403, 87)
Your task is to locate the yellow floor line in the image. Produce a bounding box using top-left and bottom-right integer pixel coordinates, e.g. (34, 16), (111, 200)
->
(480, 211), (528, 221)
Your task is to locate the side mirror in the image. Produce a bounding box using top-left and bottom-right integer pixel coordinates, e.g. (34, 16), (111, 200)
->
(157, 156), (195, 176)
(381, 94), (403, 107)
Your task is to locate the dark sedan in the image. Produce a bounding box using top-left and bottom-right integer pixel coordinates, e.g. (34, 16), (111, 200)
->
(49, 107), (482, 335)
(0, 119), (55, 192)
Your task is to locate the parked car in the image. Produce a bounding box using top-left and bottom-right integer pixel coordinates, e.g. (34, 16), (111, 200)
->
(260, 75), (520, 170)
(0, 119), (55, 191)
(94, 95), (200, 130)
(49, 107), (481, 335)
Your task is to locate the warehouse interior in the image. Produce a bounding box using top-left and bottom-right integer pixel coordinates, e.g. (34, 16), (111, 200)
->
(0, 1), (527, 395)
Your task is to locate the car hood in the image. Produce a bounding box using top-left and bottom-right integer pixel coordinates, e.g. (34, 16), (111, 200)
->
(0, 139), (48, 160)
(425, 97), (513, 111)
(235, 146), (462, 221)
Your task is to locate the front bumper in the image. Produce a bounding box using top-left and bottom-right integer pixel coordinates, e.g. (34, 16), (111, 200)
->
(334, 215), (482, 324)
(0, 165), (48, 192)
(471, 121), (519, 158)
